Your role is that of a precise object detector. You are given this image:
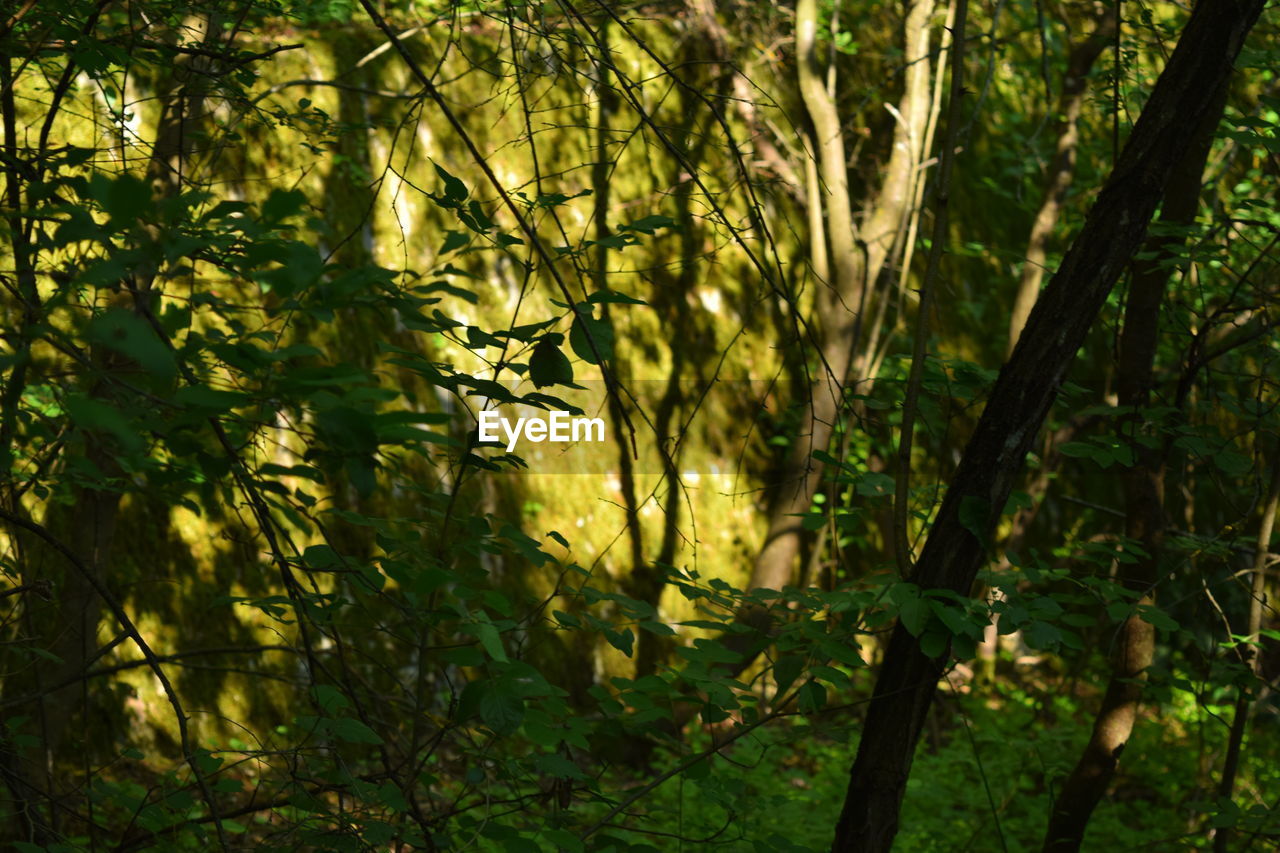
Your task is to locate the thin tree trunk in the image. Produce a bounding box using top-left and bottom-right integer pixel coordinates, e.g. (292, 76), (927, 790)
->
(1212, 454), (1280, 853)
(804, 128), (831, 294)
(894, 0), (967, 575)
(1042, 73), (1227, 853)
(1007, 7), (1117, 356)
(732, 0), (936, 647)
(749, 0), (865, 601)
(832, 4), (1264, 849)
(859, 0), (938, 300)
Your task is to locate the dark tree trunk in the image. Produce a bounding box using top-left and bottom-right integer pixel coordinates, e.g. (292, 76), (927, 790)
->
(832, 2), (1266, 850)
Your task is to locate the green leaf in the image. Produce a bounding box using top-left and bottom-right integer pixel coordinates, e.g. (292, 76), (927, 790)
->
(1002, 491), (1032, 515)
(586, 234), (632, 249)
(1106, 600), (1132, 622)
(679, 638), (740, 664)
(474, 621), (509, 662)
(529, 334), (574, 388)
(344, 456), (377, 496)
(568, 308), (614, 364)
(810, 665), (851, 688)
(192, 748), (224, 774)
(302, 545), (342, 569)
(619, 214), (675, 234)
(797, 680), (826, 713)
(1137, 605), (1179, 632)
(856, 472), (895, 497)
(772, 654), (805, 694)
(919, 629), (948, 659)
(253, 240), (323, 296)
(1058, 441), (1093, 458)
(90, 172), (152, 225)
(432, 162), (468, 204)
(479, 686), (525, 735)
(499, 836), (541, 853)
(541, 830), (585, 853)
(377, 781), (409, 813)
(465, 325), (503, 349)
(261, 187), (307, 223)
(440, 230), (469, 253)
(801, 511), (826, 531)
(535, 752), (586, 780)
(587, 289), (647, 306)
(328, 717), (383, 744)
(416, 278), (479, 304)
(958, 495), (991, 545)
(311, 684), (349, 713)
(898, 597), (929, 636)
(173, 385), (247, 412)
(314, 406), (379, 454)
(1214, 450), (1252, 477)
(499, 522), (554, 566)
(1023, 620), (1062, 650)
(605, 627), (635, 657)
(684, 756), (712, 780)
(465, 200), (496, 233)
(54, 208), (104, 245)
(89, 308), (176, 378)
(64, 394), (144, 453)
(204, 199), (250, 221)
(930, 600), (975, 638)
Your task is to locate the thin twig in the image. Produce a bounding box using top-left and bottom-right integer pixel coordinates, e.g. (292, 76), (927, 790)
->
(355, 0), (639, 458)
(579, 685), (802, 841)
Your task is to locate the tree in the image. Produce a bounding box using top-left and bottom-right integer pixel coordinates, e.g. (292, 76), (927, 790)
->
(834, 1), (1267, 849)
(2, 0), (1278, 849)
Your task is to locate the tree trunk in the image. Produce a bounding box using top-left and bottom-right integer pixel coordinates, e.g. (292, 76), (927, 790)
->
(747, 0), (866, 604)
(1042, 72), (1228, 853)
(1006, 7), (1117, 356)
(728, 0), (937, 657)
(832, 3), (1265, 850)
(1211, 454), (1280, 852)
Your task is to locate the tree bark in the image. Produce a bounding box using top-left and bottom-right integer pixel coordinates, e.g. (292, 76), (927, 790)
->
(756, 0), (940, 593)
(733, 0), (937, 645)
(748, 0), (865, 603)
(832, 3), (1264, 850)
(1042, 70), (1228, 853)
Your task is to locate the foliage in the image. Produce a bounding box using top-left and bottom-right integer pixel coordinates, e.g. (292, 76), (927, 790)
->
(1, 0), (1278, 851)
